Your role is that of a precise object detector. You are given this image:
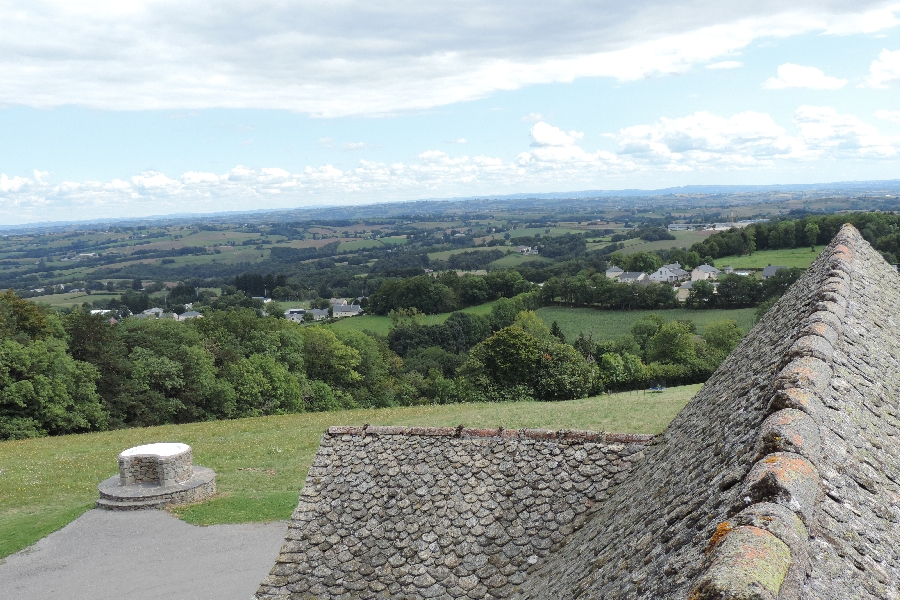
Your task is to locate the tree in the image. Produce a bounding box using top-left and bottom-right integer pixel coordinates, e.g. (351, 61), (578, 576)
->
(805, 222), (820, 251)
(132, 278), (143, 291)
(549, 320), (565, 343)
(301, 327), (361, 388)
(702, 320), (744, 356)
(646, 322), (697, 365)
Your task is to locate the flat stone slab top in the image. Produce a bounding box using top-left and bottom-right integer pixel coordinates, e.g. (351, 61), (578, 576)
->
(97, 441), (216, 510)
(120, 442), (190, 457)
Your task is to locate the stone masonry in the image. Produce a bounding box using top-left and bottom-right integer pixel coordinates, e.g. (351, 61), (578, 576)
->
(118, 443), (194, 487)
(256, 427), (651, 599)
(97, 442), (216, 510)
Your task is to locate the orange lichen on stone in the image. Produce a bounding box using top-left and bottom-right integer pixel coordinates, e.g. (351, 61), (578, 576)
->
(690, 526), (791, 600)
(706, 522), (733, 554)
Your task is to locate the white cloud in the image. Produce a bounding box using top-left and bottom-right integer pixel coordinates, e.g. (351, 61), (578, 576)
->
(522, 113), (545, 122)
(342, 142), (367, 151)
(0, 1), (897, 116)
(865, 48), (900, 88)
(794, 105), (900, 157)
(876, 109), (900, 123)
(446, 138), (467, 144)
(764, 64), (847, 89)
(4, 107), (900, 224)
(530, 122), (584, 147)
(706, 61), (743, 69)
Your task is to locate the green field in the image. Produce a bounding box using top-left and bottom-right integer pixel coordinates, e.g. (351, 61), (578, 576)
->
(0, 384), (700, 559)
(327, 301), (498, 336)
(536, 307), (758, 341)
(617, 230), (713, 255)
(427, 247), (501, 261)
(339, 238), (407, 252)
(488, 253), (553, 268)
(28, 291), (124, 308)
(714, 246), (823, 269)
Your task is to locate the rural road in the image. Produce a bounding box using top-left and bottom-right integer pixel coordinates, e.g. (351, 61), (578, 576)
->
(0, 509), (287, 600)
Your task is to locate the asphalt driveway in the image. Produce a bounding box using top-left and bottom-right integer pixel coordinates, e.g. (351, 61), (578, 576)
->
(0, 509), (287, 600)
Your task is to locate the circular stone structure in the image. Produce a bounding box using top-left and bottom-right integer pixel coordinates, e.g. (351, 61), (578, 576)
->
(97, 442), (216, 510)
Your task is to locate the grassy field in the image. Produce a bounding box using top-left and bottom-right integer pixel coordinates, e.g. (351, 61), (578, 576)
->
(714, 246), (823, 269)
(488, 253), (553, 268)
(0, 384), (700, 559)
(536, 307), (758, 341)
(617, 230), (714, 255)
(327, 301), (498, 336)
(427, 247), (501, 261)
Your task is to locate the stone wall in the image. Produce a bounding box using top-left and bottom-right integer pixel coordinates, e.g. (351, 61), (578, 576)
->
(256, 426), (652, 600)
(118, 447), (193, 486)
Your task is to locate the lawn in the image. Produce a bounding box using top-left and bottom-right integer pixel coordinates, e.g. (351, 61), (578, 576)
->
(427, 247), (501, 261)
(0, 384), (700, 559)
(714, 246), (823, 269)
(536, 306), (758, 341)
(327, 300), (498, 336)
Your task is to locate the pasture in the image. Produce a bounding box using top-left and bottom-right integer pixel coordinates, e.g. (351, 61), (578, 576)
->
(535, 306), (758, 341)
(0, 383), (700, 559)
(714, 246), (823, 269)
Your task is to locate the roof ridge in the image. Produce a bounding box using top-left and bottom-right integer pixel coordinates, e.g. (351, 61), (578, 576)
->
(689, 223), (862, 600)
(326, 424), (653, 444)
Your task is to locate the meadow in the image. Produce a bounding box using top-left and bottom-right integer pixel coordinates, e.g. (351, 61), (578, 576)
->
(535, 306), (758, 341)
(0, 384), (700, 559)
(714, 246), (823, 269)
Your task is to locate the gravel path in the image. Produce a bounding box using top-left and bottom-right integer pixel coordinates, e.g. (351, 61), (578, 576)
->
(0, 509), (286, 600)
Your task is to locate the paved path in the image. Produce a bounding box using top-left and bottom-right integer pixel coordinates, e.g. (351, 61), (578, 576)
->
(0, 509), (287, 600)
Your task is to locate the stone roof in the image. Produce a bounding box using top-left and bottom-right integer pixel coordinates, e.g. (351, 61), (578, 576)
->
(257, 224), (900, 600)
(516, 224), (900, 599)
(256, 427), (651, 599)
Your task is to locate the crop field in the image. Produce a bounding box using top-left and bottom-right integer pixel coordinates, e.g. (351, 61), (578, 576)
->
(327, 300), (499, 336)
(714, 246), (823, 269)
(0, 383), (700, 559)
(535, 306), (758, 341)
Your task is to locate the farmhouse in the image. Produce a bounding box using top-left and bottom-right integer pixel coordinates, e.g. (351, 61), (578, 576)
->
(258, 225), (900, 600)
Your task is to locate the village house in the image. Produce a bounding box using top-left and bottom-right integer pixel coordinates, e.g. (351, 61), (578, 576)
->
(332, 305), (362, 318)
(691, 264), (720, 281)
(605, 265), (624, 279)
(762, 265), (787, 279)
(618, 272), (649, 285)
(649, 262), (690, 283)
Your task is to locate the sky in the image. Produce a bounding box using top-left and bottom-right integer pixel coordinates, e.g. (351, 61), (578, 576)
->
(3, 0), (900, 224)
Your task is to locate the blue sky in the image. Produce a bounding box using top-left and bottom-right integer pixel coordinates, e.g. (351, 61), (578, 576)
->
(2, 1), (900, 224)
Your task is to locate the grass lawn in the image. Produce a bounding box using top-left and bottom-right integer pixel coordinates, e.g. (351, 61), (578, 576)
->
(536, 306), (757, 341)
(327, 300), (498, 336)
(0, 384), (699, 559)
(714, 246), (823, 269)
